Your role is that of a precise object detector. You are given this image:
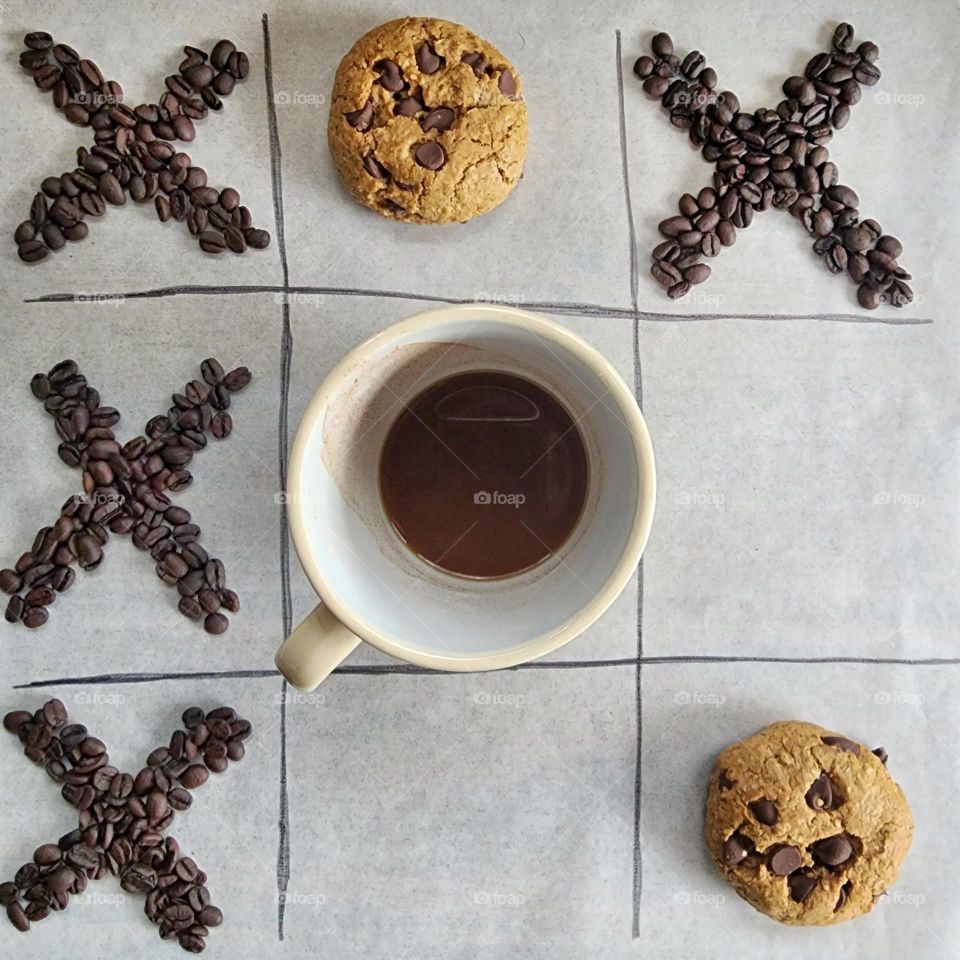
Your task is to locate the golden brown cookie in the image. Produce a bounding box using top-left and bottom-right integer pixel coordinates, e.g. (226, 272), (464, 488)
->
(704, 720), (913, 925)
(327, 17), (527, 224)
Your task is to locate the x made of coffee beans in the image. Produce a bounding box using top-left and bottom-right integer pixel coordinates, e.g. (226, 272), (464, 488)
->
(15, 32), (271, 262)
(0, 359), (251, 634)
(2, 701), (252, 953)
(635, 23), (913, 310)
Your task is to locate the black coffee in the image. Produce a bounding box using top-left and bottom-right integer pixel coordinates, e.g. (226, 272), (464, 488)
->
(379, 370), (588, 579)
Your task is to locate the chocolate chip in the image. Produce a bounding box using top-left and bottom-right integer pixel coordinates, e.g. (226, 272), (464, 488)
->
(723, 831), (753, 866)
(835, 880), (852, 912)
(749, 799), (778, 826)
(414, 141), (445, 170)
(394, 95), (423, 117)
(811, 834), (854, 867)
(788, 870), (818, 903)
(821, 735), (860, 755)
(767, 844), (802, 876)
(498, 69), (516, 96)
(420, 107), (455, 132)
(805, 771), (835, 811)
(872, 746), (888, 765)
(362, 154), (389, 180)
(374, 59), (404, 93)
(345, 99), (373, 132)
(416, 42), (442, 74)
(718, 769), (736, 790)
(461, 51), (490, 77)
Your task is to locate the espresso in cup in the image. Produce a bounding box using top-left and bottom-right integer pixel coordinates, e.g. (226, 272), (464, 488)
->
(379, 370), (589, 579)
(275, 305), (655, 690)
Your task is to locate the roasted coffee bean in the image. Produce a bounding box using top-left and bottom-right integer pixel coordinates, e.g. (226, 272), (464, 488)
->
(244, 227), (270, 249)
(225, 50), (249, 80)
(857, 283), (882, 310)
(198, 231), (225, 254)
(204, 612), (228, 635)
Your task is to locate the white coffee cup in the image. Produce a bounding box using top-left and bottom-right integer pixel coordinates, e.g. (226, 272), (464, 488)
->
(275, 304), (655, 690)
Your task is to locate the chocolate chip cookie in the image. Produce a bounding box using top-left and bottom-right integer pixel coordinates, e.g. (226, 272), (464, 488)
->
(327, 17), (527, 224)
(705, 720), (913, 925)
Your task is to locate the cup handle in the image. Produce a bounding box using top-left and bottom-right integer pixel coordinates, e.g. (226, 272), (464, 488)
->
(275, 603), (361, 691)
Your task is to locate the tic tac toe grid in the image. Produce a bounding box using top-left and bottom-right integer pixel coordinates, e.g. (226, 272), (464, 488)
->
(3, 6), (959, 959)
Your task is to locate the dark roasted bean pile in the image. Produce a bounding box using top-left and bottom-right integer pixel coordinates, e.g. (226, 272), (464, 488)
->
(2, 700), (252, 952)
(635, 23), (912, 309)
(1, 359), (250, 633)
(15, 32), (271, 262)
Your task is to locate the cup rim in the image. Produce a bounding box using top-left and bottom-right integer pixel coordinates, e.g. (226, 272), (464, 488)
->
(287, 303), (656, 671)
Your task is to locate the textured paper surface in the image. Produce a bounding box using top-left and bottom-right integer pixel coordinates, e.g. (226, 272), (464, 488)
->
(1, 1), (958, 957)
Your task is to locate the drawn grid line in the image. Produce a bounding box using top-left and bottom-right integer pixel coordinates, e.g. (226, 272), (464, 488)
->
(22, 285), (933, 327)
(260, 13), (292, 943)
(616, 28), (645, 937)
(13, 654), (960, 689)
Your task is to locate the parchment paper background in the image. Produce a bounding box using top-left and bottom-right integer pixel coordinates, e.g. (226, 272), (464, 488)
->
(1, 1), (958, 958)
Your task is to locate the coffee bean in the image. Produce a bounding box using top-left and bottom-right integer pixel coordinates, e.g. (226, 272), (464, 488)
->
(202, 612), (227, 635)
(875, 235), (902, 259)
(658, 215), (692, 238)
(683, 263), (711, 285)
(642, 76), (670, 99)
(651, 261), (680, 288)
(244, 227), (270, 249)
(226, 51), (248, 80)
(179, 764), (208, 789)
(198, 231), (225, 254)
(22, 606), (49, 628)
(6, 901), (29, 932)
(224, 225), (246, 253)
(651, 32), (674, 58)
